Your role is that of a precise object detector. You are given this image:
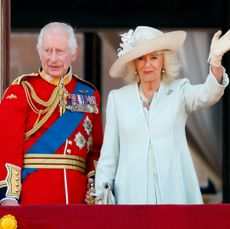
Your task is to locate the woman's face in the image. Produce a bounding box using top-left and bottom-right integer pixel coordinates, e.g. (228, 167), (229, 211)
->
(134, 52), (164, 83)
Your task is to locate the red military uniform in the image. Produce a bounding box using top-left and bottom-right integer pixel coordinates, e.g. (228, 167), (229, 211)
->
(0, 68), (103, 205)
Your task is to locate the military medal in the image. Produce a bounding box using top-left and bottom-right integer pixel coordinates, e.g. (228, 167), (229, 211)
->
(66, 94), (99, 114)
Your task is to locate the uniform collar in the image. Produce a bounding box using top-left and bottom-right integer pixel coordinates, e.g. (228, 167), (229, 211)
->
(39, 67), (72, 86)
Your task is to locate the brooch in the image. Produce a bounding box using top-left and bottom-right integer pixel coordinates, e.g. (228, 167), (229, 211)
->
(166, 89), (173, 95)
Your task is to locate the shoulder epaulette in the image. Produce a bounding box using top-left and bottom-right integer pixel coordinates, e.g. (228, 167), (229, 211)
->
(12, 73), (39, 85)
(73, 74), (97, 90)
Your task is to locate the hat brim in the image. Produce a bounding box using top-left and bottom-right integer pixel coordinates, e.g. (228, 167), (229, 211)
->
(109, 30), (187, 78)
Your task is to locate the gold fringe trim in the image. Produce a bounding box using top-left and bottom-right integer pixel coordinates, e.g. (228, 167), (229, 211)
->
(23, 154), (86, 173)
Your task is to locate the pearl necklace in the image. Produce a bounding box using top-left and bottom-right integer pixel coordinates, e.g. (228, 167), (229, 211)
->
(139, 85), (153, 109)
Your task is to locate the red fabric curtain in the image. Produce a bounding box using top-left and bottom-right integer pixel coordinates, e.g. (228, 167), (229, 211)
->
(0, 204), (230, 229)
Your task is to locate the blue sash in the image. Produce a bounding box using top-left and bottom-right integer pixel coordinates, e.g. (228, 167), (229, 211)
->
(22, 81), (94, 180)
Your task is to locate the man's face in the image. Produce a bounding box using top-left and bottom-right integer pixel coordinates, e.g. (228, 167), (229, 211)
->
(39, 31), (77, 78)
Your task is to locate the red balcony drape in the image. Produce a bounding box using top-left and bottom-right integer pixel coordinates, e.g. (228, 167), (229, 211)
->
(0, 204), (230, 229)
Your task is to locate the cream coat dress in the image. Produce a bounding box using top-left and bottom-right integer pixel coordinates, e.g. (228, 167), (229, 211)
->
(95, 70), (228, 204)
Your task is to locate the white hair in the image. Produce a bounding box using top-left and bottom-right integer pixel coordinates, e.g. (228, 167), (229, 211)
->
(124, 51), (182, 84)
(162, 51), (182, 83)
(36, 22), (78, 54)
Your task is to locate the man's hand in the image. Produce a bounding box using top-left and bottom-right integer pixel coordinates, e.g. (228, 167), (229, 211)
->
(85, 178), (96, 204)
(208, 30), (230, 67)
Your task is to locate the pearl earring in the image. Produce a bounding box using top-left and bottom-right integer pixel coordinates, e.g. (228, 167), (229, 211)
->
(161, 68), (165, 73)
(134, 70), (137, 75)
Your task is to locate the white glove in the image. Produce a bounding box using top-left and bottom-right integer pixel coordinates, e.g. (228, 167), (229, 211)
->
(208, 30), (230, 67)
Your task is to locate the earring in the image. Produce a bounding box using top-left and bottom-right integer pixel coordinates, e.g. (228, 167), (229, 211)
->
(161, 68), (165, 73)
(134, 70), (137, 75)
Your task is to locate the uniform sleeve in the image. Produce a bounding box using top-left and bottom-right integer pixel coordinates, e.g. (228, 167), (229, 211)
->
(86, 89), (103, 178)
(0, 84), (28, 201)
(182, 68), (229, 114)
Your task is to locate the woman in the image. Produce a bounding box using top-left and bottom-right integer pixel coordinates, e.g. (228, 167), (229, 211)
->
(95, 26), (230, 204)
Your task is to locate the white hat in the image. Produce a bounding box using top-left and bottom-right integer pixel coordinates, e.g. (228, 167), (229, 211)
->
(109, 26), (187, 78)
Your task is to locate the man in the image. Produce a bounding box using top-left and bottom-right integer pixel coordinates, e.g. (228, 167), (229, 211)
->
(0, 22), (103, 205)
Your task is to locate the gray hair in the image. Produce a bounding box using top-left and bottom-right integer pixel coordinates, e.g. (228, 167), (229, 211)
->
(124, 51), (182, 84)
(37, 22), (78, 54)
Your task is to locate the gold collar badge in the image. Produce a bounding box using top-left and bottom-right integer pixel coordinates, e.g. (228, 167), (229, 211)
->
(39, 67), (72, 86)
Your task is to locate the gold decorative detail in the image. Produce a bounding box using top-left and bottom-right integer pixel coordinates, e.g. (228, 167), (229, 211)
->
(5, 164), (21, 198)
(87, 170), (95, 179)
(23, 154), (86, 173)
(0, 180), (6, 189)
(6, 94), (17, 100)
(87, 135), (93, 152)
(22, 79), (69, 140)
(0, 164), (21, 199)
(24, 153), (86, 162)
(85, 183), (96, 205)
(72, 74), (97, 90)
(93, 160), (98, 169)
(0, 214), (17, 229)
(12, 72), (39, 85)
(40, 68), (72, 86)
(23, 164), (85, 173)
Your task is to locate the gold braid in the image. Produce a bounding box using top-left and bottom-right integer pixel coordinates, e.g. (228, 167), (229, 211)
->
(22, 81), (68, 140)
